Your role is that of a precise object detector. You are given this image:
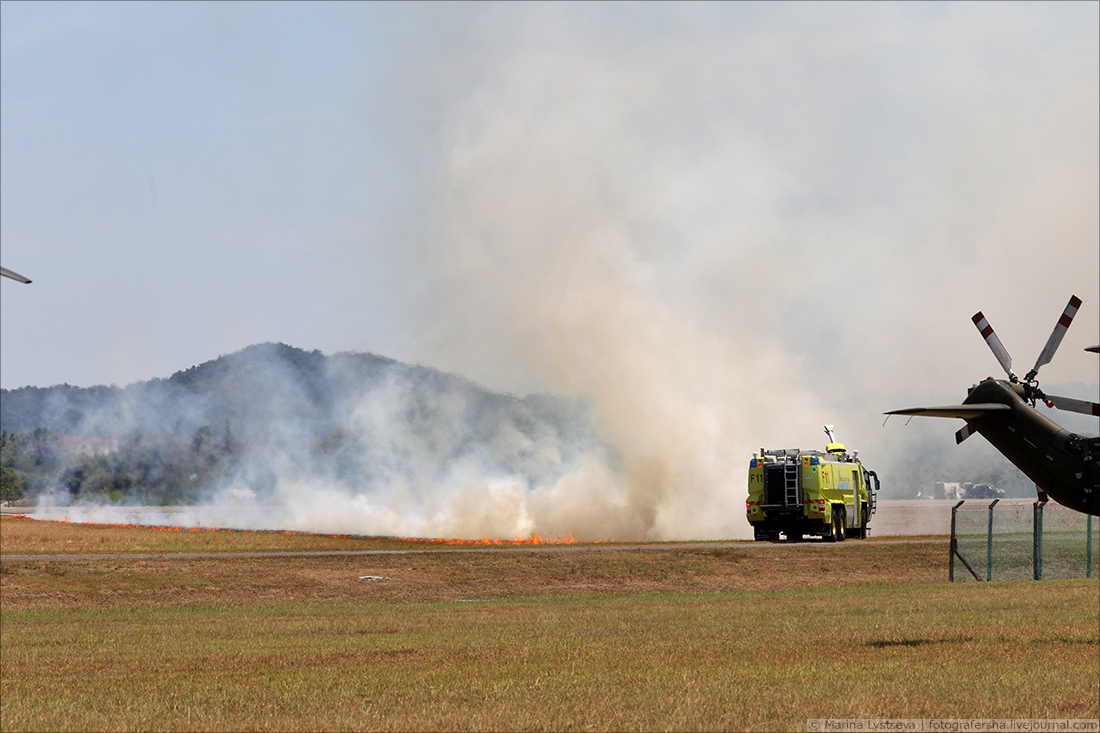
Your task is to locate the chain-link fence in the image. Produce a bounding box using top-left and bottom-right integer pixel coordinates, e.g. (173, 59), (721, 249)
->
(950, 499), (1098, 582)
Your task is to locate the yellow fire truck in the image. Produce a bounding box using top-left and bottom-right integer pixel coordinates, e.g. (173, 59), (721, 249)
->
(746, 426), (879, 541)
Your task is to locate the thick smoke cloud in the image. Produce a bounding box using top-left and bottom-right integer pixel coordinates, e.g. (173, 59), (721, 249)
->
(410, 5), (1099, 536)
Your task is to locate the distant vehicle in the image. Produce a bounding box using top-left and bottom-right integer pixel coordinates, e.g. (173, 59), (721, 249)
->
(888, 295), (1099, 516)
(927, 481), (1004, 500)
(963, 483), (1005, 500)
(746, 425), (880, 542)
(1, 267), (32, 284)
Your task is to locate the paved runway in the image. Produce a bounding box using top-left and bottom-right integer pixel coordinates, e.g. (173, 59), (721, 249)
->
(0, 537), (946, 563)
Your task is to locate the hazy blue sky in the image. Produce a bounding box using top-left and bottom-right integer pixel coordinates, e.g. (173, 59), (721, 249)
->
(2, 2), (1097, 442)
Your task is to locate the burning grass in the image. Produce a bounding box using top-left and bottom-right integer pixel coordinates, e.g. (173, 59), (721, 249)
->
(0, 514), (581, 556)
(2, 517), (1097, 731)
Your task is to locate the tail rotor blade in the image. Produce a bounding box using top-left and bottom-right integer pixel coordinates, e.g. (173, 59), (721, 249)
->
(1031, 295), (1082, 376)
(972, 311), (1014, 378)
(955, 424), (976, 444)
(1046, 394), (1100, 417)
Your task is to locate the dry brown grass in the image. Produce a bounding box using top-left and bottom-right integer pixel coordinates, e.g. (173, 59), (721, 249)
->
(2, 516), (1097, 732)
(1, 516), (947, 609)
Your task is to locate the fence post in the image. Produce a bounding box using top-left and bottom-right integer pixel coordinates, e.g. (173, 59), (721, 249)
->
(950, 500), (961, 582)
(1088, 514), (1093, 580)
(949, 501), (980, 581)
(986, 498), (999, 581)
(1032, 501), (1037, 580)
(1038, 500), (1045, 580)
(1032, 500), (1045, 581)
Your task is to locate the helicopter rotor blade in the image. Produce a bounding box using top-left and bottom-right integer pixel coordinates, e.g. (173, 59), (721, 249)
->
(955, 424), (976, 444)
(0, 267), (32, 284)
(1045, 394), (1100, 417)
(972, 311), (1014, 379)
(1029, 295), (1081, 378)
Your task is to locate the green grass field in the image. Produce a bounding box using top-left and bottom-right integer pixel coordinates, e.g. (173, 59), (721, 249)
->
(2, 517), (1097, 732)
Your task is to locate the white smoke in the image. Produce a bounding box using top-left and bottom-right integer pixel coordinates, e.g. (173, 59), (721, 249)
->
(407, 5), (1097, 538)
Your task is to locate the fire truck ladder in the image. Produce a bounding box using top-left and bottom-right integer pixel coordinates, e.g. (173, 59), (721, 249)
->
(784, 462), (800, 505)
(867, 470), (880, 517)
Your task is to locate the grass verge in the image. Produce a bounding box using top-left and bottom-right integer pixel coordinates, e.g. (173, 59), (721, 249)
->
(2, 518), (1097, 731)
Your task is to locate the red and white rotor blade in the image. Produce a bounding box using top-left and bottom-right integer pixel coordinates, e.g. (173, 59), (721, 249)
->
(972, 311), (1014, 378)
(1046, 394), (1100, 417)
(955, 424), (976, 444)
(1032, 295), (1082, 373)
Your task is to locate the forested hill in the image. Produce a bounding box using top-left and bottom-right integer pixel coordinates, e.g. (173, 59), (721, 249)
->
(0, 343), (603, 504)
(1, 343), (586, 441)
(4, 344), (367, 436)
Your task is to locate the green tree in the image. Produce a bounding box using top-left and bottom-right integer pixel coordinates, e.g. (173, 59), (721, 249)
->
(1, 464), (28, 503)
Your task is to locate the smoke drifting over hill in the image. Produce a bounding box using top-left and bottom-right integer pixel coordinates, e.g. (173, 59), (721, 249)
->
(5, 340), (1085, 541)
(5, 345), (654, 539)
